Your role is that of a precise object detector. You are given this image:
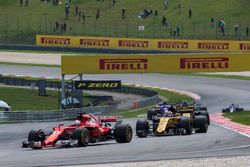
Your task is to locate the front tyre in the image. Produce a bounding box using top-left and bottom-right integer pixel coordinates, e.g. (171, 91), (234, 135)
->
(71, 128), (89, 147)
(114, 124), (133, 143)
(136, 119), (149, 137)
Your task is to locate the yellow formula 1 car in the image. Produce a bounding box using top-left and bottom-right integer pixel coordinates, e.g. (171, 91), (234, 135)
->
(136, 105), (209, 137)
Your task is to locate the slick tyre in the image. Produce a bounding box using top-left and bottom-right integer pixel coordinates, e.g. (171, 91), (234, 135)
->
(71, 128), (89, 147)
(28, 129), (46, 142)
(199, 111), (210, 125)
(136, 119), (149, 138)
(114, 124), (133, 143)
(147, 109), (156, 120)
(194, 115), (208, 133)
(180, 117), (192, 135)
(28, 129), (46, 149)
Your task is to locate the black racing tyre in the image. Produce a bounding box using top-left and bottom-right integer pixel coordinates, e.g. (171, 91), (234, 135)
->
(136, 119), (149, 137)
(199, 111), (210, 125)
(28, 129), (46, 142)
(194, 115), (208, 133)
(114, 124), (133, 143)
(179, 117), (192, 135)
(222, 109), (228, 113)
(147, 109), (156, 120)
(200, 107), (207, 111)
(237, 108), (244, 112)
(71, 128), (89, 146)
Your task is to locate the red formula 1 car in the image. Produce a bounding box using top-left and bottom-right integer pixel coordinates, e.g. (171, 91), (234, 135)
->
(22, 113), (133, 149)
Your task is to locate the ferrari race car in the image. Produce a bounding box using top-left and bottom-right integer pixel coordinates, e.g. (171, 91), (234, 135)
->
(222, 104), (244, 113)
(22, 113), (133, 149)
(136, 103), (210, 137)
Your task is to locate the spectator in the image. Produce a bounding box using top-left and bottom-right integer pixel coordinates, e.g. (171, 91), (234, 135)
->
(164, 0), (168, 10)
(82, 12), (85, 24)
(55, 21), (59, 32)
(75, 5), (79, 16)
(246, 26), (249, 36)
(220, 18), (225, 36)
(122, 8), (126, 19)
(65, 1), (70, 20)
(178, 3), (181, 15)
(112, 0), (116, 6)
(96, 8), (100, 20)
(78, 11), (82, 21)
(25, 0), (28, 6)
(63, 23), (67, 31)
(211, 17), (214, 28)
(154, 10), (158, 17)
(20, 0), (23, 7)
(176, 25), (180, 36)
(162, 16), (166, 26)
(188, 8), (192, 19)
(234, 24), (239, 39)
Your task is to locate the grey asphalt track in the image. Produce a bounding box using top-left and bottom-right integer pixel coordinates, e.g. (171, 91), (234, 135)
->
(0, 65), (250, 167)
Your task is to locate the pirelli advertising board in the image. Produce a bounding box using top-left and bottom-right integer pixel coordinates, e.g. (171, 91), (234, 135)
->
(75, 80), (121, 90)
(37, 35), (250, 52)
(61, 54), (250, 74)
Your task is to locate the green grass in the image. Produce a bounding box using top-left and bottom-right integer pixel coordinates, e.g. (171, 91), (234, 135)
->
(0, 86), (60, 111)
(119, 88), (194, 118)
(0, 86), (93, 111)
(224, 111), (250, 126)
(0, 0), (250, 44)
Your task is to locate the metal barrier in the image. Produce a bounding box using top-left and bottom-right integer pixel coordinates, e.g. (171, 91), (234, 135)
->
(0, 75), (160, 122)
(0, 105), (118, 123)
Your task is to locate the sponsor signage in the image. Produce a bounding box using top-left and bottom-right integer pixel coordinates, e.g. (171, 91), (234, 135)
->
(37, 35), (250, 52)
(158, 41), (189, 49)
(75, 80), (121, 90)
(99, 58), (148, 71)
(61, 54), (250, 74)
(80, 38), (110, 47)
(40, 37), (71, 45)
(118, 40), (149, 48)
(197, 42), (229, 50)
(180, 57), (229, 69)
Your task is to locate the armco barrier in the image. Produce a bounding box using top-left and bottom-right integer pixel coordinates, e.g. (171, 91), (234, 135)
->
(0, 75), (160, 122)
(37, 35), (250, 53)
(0, 105), (117, 123)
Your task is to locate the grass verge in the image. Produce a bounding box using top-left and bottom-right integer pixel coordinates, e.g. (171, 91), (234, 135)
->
(224, 112), (250, 126)
(0, 62), (60, 67)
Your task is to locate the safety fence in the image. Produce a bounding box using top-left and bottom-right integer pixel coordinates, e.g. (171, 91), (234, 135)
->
(0, 14), (250, 45)
(0, 105), (117, 123)
(0, 75), (160, 122)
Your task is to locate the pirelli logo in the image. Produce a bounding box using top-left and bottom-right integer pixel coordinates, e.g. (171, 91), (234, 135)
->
(180, 57), (229, 69)
(118, 40), (149, 48)
(100, 58), (148, 71)
(158, 41), (189, 49)
(80, 39), (109, 47)
(239, 43), (250, 51)
(40, 37), (71, 45)
(75, 80), (121, 90)
(198, 42), (229, 50)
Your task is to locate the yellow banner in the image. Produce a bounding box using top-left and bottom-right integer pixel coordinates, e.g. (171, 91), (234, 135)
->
(61, 54), (250, 74)
(37, 35), (250, 52)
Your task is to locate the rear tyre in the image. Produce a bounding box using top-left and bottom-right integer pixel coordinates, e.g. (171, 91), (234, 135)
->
(71, 128), (89, 147)
(147, 109), (156, 120)
(114, 124), (133, 143)
(194, 116), (208, 133)
(199, 111), (210, 125)
(179, 117), (192, 135)
(136, 119), (149, 137)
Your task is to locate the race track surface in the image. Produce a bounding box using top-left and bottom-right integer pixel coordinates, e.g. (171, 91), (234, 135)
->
(0, 65), (250, 167)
